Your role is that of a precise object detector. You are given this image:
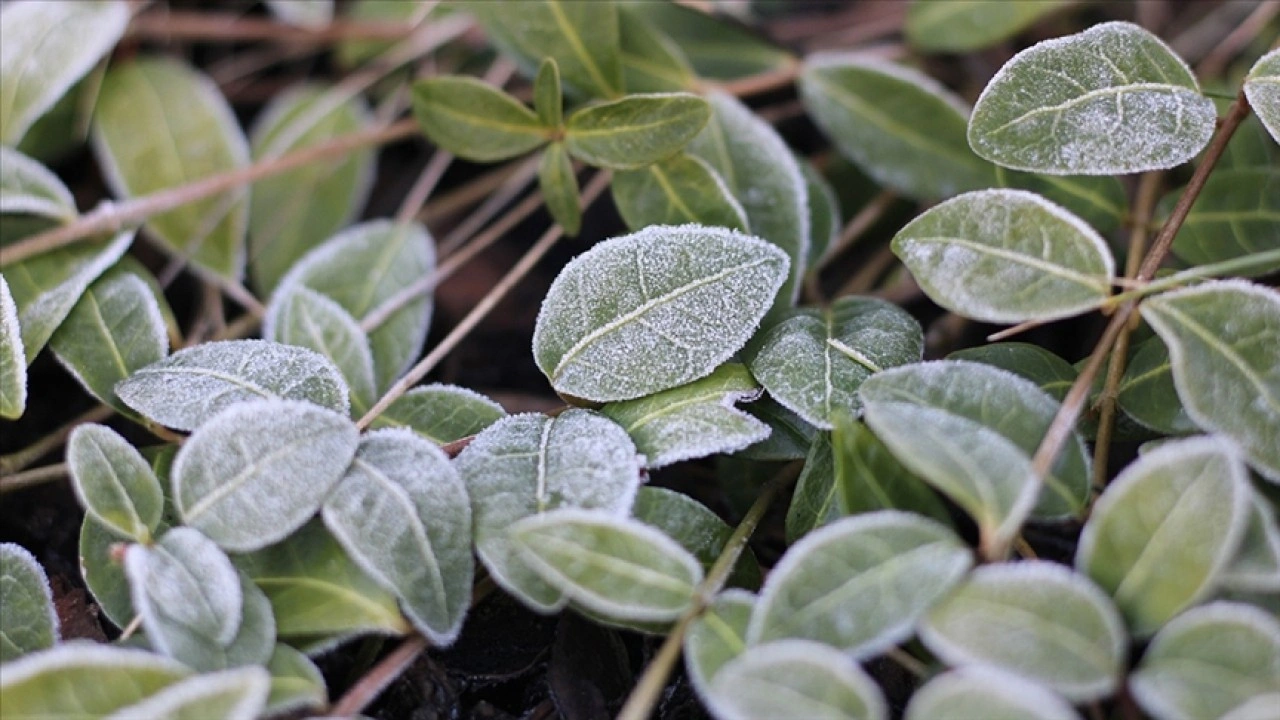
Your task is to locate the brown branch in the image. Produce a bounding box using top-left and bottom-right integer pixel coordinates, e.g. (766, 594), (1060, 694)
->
(127, 11), (420, 44)
(328, 634), (430, 717)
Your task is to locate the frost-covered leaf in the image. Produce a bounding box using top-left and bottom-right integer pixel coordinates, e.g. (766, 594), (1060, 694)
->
(1140, 281), (1280, 482)
(1075, 436), (1251, 636)
(749, 296), (923, 429)
(1245, 49), (1280, 145)
(685, 589), (753, 698)
(0, 0), (128, 145)
(624, 2), (792, 81)
(50, 267), (169, 415)
(266, 0), (332, 28)
(633, 487), (761, 589)
(801, 160), (841, 267)
(369, 384), (505, 444)
(564, 93), (709, 170)
(688, 92), (808, 313)
(473, 1), (622, 99)
(534, 58), (563, 128)
(920, 561), (1127, 701)
(994, 166), (1127, 234)
(611, 152), (748, 232)
(948, 342), (1077, 401)
(1221, 491), (1280, 593)
(905, 0), (1072, 53)
(1223, 693), (1280, 720)
(106, 666), (270, 720)
(539, 142), (581, 235)
(785, 434), (840, 544)
(618, 6), (695, 93)
(968, 21), (1217, 174)
(832, 415), (951, 524)
(411, 76), (548, 162)
(249, 84), (375, 294)
(323, 429), (473, 646)
(735, 395), (818, 461)
(265, 644), (326, 716)
(892, 189), (1115, 324)
(0, 275), (24, 419)
(0, 643), (189, 716)
(706, 640), (888, 720)
(456, 410), (642, 612)
(0, 543), (58, 662)
(68, 424), (163, 543)
(601, 363), (769, 468)
(277, 219), (434, 391)
(0, 146), (76, 220)
(533, 224), (788, 403)
(1116, 335), (1197, 436)
(749, 511), (972, 657)
(905, 666), (1084, 720)
(510, 509), (703, 623)
(1163, 169), (1280, 275)
(1130, 602), (1280, 720)
(94, 59), (249, 279)
(801, 54), (995, 201)
(124, 527), (243, 647)
(116, 339), (350, 431)
(173, 399), (358, 551)
(265, 285), (377, 414)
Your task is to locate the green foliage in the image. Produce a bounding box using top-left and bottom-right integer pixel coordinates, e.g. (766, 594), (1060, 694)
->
(905, 0), (1072, 53)
(0, 543), (59, 661)
(1245, 49), (1280, 144)
(563, 93), (709, 169)
(411, 76), (550, 162)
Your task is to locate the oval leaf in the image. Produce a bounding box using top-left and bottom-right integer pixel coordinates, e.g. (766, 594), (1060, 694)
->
(618, 6), (695, 93)
(994, 165), (1127, 234)
(784, 433), (841, 544)
(0, 275), (25, 419)
(735, 395), (818, 461)
(0, 543), (58, 662)
(264, 644), (327, 716)
(625, 2), (791, 81)
(1115, 335), (1197, 435)
(610, 152), (748, 233)
(68, 424), (164, 542)
(0, 643), (189, 717)
(832, 415), (952, 524)
(105, 666), (270, 720)
(632, 487), (761, 589)
(0, 146), (76, 220)
(1221, 491), (1280, 593)
(534, 58), (563, 128)
(564, 92), (709, 170)
(411, 76), (549, 162)
(706, 640), (888, 720)
(948, 342), (1077, 402)
(368, 383), (505, 444)
(685, 589), (755, 699)
(1245, 49), (1280, 145)
(906, 0), (1072, 53)
(124, 527), (243, 647)
(265, 284), (377, 415)
(473, 0), (622, 99)
(905, 666), (1084, 720)
(1164, 168), (1280, 274)
(539, 142), (582, 235)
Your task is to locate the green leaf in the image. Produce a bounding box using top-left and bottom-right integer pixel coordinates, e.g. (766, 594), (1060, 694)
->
(1221, 113), (1280, 170)
(632, 487), (761, 589)
(0, 0), (128, 145)
(600, 363), (769, 469)
(749, 296), (923, 429)
(511, 508), (703, 622)
(94, 59), (249, 279)
(1140, 281), (1280, 482)
(623, 2), (792, 81)
(610, 152), (748, 232)
(905, 666), (1085, 720)
(1115, 335), (1197, 436)
(968, 21), (1217, 174)
(124, 527), (242, 647)
(534, 59), (563, 129)
(1163, 168), (1280, 276)
(892, 189), (1115, 324)
(116, 339), (350, 431)
(1075, 436), (1252, 636)
(322, 429), (473, 646)
(1221, 491), (1280, 593)
(335, 0), (428, 68)
(832, 416), (951, 524)
(921, 561), (1127, 701)
(533, 224), (789, 403)
(0, 275), (25, 419)
(0, 543), (58, 662)
(266, 0), (332, 28)
(368, 383), (505, 443)
(684, 590), (754, 695)
(735, 395), (818, 461)
(0, 146), (76, 221)
(0, 643), (189, 716)
(1130, 602), (1280, 720)
(618, 6), (695, 93)
(107, 666), (270, 720)
(265, 285), (377, 415)
(801, 160), (841, 267)
(784, 433), (840, 544)
(1223, 694), (1280, 720)
(800, 54), (995, 201)
(706, 640), (888, 720)
(905, 0), (1072, 53)
(539, 142), (581, 235)
(1245, 49), (1280, 145)
(749, 511), (972, 656)
(994, 166), (1127, 234)
(564, 93), (709, 170)
(948, 342), (1077, 401)
(411, 76), (549, 162)
(248, 84), (376, 294)
(455, 410), (642, 612)
(68, 424), (163, 543)
(264, 644), (326, 716)
(473, 0), (622, 99)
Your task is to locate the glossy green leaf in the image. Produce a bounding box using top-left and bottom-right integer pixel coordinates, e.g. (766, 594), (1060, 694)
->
(1221, 112), (1279, 170)
(265, 644), (326, 716)
(618, 6), (695, 93)
(749, 296), (923, 429)
(735, 396), (817, 461)
(1221, 491), (1280, 593)
(249, 84), (375, 294)
(905, 666), (1084, 720)
(1140, 281), (1280, 482)
(455, 410), (642, 612)
(994, 166), (1126, 234)
(266, 0), (332, 28)
(801, 160), (841, 267)
(368, 383), (505, 443)
(116, 339), (350, 431)
(107, 666), (270, 720)
(968, 21), (1217, 174)
(534, 58), (562, 129)
(265, 284), (376, 415)
(0, 543), (58, 662)
(749, 511), (972, 656)
(832, 416), (951, 524)
(323, 429), (473, 646)
(685, 589), (754, 697)
(68, 424), (163, 543)
(1245, 49), (1280, 145)
(706, 640), (888, 720)
(905, 0), (1072, 53)
(539, 142), (581, 235)
(785, 433), (840, 544)
(0, 643), (189, 716)
(600, 363), (769, 469)
(1075, 436), (1251, 636)
(948, 342), (1077, 401)
(564, 93), (709, 170)
(0, 146), (75, 220)
(801, 54), (995, 201)
(1164, 168), (1280, 275)
(610, 152), (748, 232)
(1130, 602), (1280, 720)
(533, 224), (789, 403)
(1116, 335), (1197, 435)
(632, 487), (760, 589)
(474, 0), (622, 99)
(411, 76), (548, 162)
(624, 2), (792, 81)
(94, 59), (249, 279)
(0, 275), (24, 418)
(892, 189), (1115, 323)
(0, 0), (128, 145)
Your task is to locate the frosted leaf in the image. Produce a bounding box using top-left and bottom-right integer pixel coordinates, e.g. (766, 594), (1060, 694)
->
(994, 165), (1128, 234)
(684, 589), (754, 704)
(0, 643), (189, 717)
(0, 275), (25, 419)
(172, 399), (358, 552)
(369, 383), (505, 444)
(0, 146), (76, 220)
(748, 511), (972, 658)
(905, 667), (1084, 720)
(67, 424), (163, 542)
(1115, 335), (1198, 436)
(968, 21), (1217, 174)
(454, 410), (642, 613)
(125, 527), (242, 646)
(632, 487), (761, 588)
(948, 341), (1078, 402)
(322, 429), (473, 646)
(533, 224), (789, 403)
(600, 363), (769, 468)
(1222, 694), (1280, 720)
(263, 644), (326, 717)
(748, 296), (923, 429)
(116, 339), (350, 431)
(265, 284), (377, 415)
(610, 152), (750, 233)
(1245, 49), (1280, 145)
(706, 640), (889, 720)
(105, 666), (270, 720)
(832, 415), (952, 525)
(1220, 491), (1280, 593)
(1075, 437), (1252, 636)
(892, 189), (1116, 324)
(0, 543), (58, 662)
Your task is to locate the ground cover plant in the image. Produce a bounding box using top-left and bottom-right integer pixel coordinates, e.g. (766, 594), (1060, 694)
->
(1, 1), (1278, 718)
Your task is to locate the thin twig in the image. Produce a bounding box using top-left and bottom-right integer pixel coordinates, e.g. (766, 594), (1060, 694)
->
(329, 634), (430, 717)
(0, 463), (70, 494)
(127, 11), (420, 44)
(885, 647), (931, 680)
(1197, 1), (1280, 79)
(1, 405), (114, 474)
(437, 154), (541, 257)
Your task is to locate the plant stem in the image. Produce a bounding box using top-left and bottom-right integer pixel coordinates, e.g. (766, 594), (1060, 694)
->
(127, 11), (422, 44)
(0, 405), (114, 474)
(1101, 248), (1280, 307)
(329, 633), (430, 717)
(885, 647), (931, 679)
(438, 155), (541, 256)
(0, 463), (69, 494)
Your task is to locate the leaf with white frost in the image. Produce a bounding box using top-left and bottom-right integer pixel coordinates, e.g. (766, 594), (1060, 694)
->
(0, 275), (25, 419)
(264, 644), (327, 716)
(0, 643), (189, 717)
(706, 640), (888, 720)
(994, 165), (1128, 234)
(610, 152), (749, 233)
(533, 224), (788, 403)
(801, 159), (841, 267)
(685, 590), (754, 701)
(564, 93), (710, 170)
(601, 363), (769, 469)
(105, 666), (270, 720)
(1116, 335), (1198, 436)
(455, 410), (642, 612)
(1075, 436), (1251, 636)
(124, 527), (243, 647)
(892, 189), (1115, 324)
(1221, 491), (1280, 592)
(735, 396), (817, 461)
(116, 339), (350, 431)
(172, 399), (358, 551)
(68, 424), (163, 542)
(968, 21), (1217, 174)
(369, 384), (505, 444)
(0, 543), (58, 662)
(632, 487), (761, 589)
(266, 284), (377, 414)
(0, 146), (76, 220)
(948, 342), (1077, 402)
(1245, 49), (1280, 145)
(905, 666), (1084, 720)
(749, 511), (972, 657)
(749, 296), (923, 429)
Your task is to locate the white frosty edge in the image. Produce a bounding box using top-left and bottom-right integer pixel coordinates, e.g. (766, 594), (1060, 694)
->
(707, 639), (889, 720)
(0, 146), (76, 219)
(906, 666), (1084, 720)
(804, 51), (974, 119)
(0, 275), (26, 416)
(103, 665), (269, 720)
(0, 640), (188, 689)
(0, 542), (60, 645)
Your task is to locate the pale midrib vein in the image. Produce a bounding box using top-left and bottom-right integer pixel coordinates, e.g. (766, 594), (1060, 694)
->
(1153, 303), (1280, 415)
(568, 114), (690, 138)
(534, 533), (694, 595)
(546, 0), (616, 97)
(988, 83), (1198, 136)
(182, 437), (313, 521)
(908, 235), (1110, 293)
(428, 101), (543, 136)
